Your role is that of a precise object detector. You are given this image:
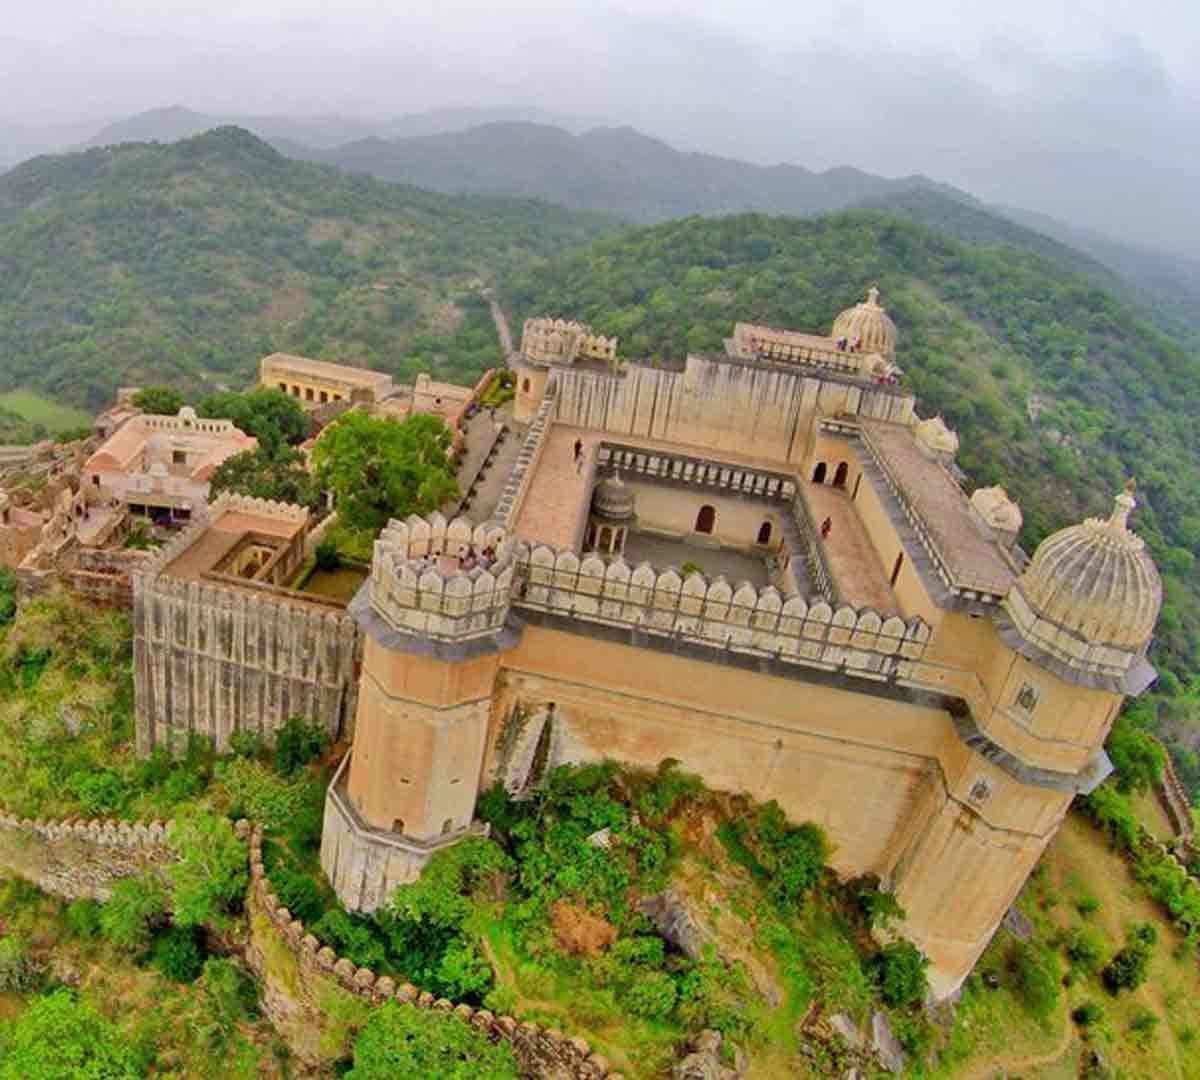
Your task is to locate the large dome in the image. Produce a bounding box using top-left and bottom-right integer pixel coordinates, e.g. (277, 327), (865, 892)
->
(591, 471), (636, 522)
(831, 286), (898, 358)
(1000, 485), (1161, 688)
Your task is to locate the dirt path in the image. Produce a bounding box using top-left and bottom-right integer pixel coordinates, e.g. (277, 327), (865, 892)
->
(960, 1004), (1075, 1080)
(488, 295), (514, 357)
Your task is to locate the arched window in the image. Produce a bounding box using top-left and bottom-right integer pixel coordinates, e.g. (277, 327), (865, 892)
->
(833, 461), (849, 488)
(757, 520), (772, 545)
(812, 462), (827, 484)
(522, 377), (531, 393)
(441, 818), (454, 835)
(392, 818), (405, 833)
(695, 505), (716, 534)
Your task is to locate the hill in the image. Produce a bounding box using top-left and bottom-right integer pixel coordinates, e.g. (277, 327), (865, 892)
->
(504, 211), (1200, 691)
(290, 121), (949, 224)
(0, 126), (613, 409)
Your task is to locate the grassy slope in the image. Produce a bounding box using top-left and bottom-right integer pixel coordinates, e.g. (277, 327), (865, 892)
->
(0, 127), (613, 410)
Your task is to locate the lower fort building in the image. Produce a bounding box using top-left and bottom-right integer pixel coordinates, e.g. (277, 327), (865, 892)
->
(135, 289), (1163, 998)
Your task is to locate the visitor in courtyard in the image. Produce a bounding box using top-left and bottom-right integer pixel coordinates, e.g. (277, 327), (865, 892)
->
(573, 437), (583, 461)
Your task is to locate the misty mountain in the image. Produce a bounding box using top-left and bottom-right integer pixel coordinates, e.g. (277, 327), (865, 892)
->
(0, 127), (611, 408)
(289, 121), (953, 223)
(83, 105), (384, 151)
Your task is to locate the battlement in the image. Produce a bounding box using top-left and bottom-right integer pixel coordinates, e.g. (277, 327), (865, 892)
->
(521, 317), (618, 367)
(513, 543), (930, 677)
(367, 513), (515, 642)
(139, 411), (238, 436)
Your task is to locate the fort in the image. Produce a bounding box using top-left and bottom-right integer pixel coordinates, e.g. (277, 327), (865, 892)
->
(108, 287), (1160, 999)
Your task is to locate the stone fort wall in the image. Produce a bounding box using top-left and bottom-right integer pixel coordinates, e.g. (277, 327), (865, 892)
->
(0, 814), (173, 900)
(549, 355), (914, 465)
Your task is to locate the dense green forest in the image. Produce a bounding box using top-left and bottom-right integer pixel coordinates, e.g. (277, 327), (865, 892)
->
(0, 127), (612, 410)
(504, 212), (1200, 761)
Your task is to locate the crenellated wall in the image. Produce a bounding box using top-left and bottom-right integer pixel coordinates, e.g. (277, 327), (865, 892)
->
(0, 813), (173, 900)
(515, 543), (930, 678)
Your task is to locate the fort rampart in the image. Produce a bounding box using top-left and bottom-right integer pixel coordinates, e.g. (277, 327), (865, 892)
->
(0, 813), (173, 900)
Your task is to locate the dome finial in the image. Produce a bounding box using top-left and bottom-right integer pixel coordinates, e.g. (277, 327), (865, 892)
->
(1108, 480), (1137, 532)
(866, 285), (881, 306)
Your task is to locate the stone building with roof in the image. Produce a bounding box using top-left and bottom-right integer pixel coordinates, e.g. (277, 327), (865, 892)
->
(82, 406), (257, 521)
(310, 287), (1163, 999)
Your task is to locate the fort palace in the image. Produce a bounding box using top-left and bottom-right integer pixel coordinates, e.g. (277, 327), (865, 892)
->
(128, 288), (1162, 998)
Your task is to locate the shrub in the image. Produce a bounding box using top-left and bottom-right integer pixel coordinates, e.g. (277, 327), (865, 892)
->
(1080, 785), (1139, 852)
(346, 1000), (519, 1079)
(100, 873), (167, 950)
(67, 767), (128, 815)
(151, 925), (207, 982)
(1130, 1006), (1161, 1042)
(132, 386), (184, 415)
(849, 874), (906, 930)
(168, 808), (247, 927)
(269, 862), (326, 924)
(1009, 941), (1060, 1022)
(872, 940), (929, 1007)
(0, 936), (43, 993)
(1107, 715), (1166, 793)
(314, 539), (341, 572)
(1075, 893), (1101, 918)
(311, 909), (390, 972)
(202, 956), (259, 1033)
(1065, 926), (1107, 973)
(0, 988), (141, 1079)
(272, 716), (327, 777)
(64, 898), (104, 939)
(1102, 927), (1155, 994)
(1072, 1001), (1104, 1026)
(626, 970), (679, 1018)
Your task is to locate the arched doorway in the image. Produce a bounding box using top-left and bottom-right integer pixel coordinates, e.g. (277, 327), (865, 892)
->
(757, 520), (772, 545)
(695, 505), (716, 534)
(833, 461), (849, 488)
(812, 462), (827, 484)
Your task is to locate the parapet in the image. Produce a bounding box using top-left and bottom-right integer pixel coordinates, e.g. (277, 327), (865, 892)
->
(515, 543), (931, 677)
(365, 513), (515, 643)
(520, 317), (618, 367)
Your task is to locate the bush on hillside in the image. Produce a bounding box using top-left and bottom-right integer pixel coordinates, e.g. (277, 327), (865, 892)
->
(871, 941), (929, 1007)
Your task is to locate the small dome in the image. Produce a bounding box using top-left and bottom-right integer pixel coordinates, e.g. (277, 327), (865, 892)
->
(831, 286), (898, 358)
(914, 415), (959, 457)
(1014, 484), (1161, 653)
(178, 406), (198, 422)
(971, 486), (1022, 534)
(591, 471), (636, 522)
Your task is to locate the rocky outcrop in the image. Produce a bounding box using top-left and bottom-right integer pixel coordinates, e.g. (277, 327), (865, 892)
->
(672, 1031), (742, 1080)
(636, 890), (715, 961)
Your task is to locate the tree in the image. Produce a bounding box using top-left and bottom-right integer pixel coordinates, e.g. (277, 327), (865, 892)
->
(208, 447), (320, 509)
(345, 1001), (519, 1080)
(167, 808), (247, 927)
(0, 988), (142, 1079)
(312, 412), (458, 533)
(99, 874), (167, 950)
(198, 388), (309, 454)
(131, 386), (184, 415)
(1107, 714), (1166, 793)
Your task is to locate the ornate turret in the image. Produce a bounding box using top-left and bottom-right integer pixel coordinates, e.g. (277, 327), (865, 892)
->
(831, 286), (898, 358)
(999, 483), (1161, 690)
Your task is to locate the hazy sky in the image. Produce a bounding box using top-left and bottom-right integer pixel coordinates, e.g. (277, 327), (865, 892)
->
(3, 1), (1199, 251)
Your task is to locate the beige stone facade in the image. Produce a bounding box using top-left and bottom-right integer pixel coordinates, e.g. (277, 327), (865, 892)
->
(260, 352), (396, 407)
(316, 289), (1163, 999)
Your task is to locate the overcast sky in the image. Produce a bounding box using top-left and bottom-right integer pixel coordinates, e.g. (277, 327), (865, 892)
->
(3, 1), (1199, 252)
